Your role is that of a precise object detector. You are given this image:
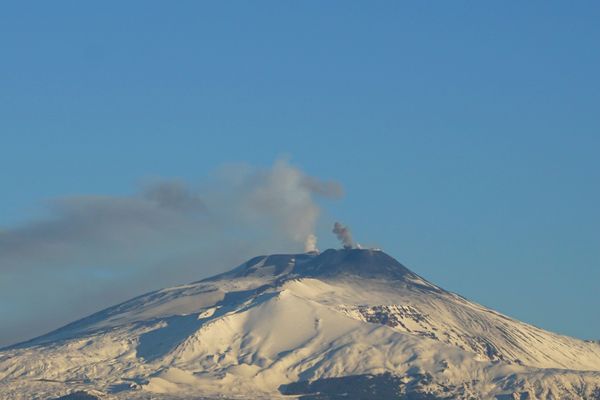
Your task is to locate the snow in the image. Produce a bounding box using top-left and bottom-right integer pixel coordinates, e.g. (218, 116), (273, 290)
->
(1, 248), (599, 399)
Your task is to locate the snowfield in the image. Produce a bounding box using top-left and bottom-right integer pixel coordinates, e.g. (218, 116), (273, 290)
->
(1, 249), (600, 399)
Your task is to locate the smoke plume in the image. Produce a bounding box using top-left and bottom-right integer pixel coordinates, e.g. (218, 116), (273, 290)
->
(332, 221), (354, 249)
(0, 159), (342, 347)
(304, 234), (318, 253)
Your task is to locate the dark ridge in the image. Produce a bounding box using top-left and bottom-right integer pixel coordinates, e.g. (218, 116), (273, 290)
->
(50, 391), (101, 400)
(204, 248), (442, 293)
(201, 255), (268, 281)
(280, 373), (448, 399)
(294, 248), (420, 281)
(203, 253), (315, 281)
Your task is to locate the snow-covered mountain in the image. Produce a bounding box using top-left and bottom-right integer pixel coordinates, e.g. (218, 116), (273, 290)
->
(1, 249), (600, 399)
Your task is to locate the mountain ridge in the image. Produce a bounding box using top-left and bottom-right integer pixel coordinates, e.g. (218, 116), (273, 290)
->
(1, 248), (600, 399)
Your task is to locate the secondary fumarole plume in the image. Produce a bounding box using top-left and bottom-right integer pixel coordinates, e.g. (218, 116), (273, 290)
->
(304, 234), (318, 252)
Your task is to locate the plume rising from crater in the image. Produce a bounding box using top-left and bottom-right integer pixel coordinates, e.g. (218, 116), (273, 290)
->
(332, 221), (354, 249)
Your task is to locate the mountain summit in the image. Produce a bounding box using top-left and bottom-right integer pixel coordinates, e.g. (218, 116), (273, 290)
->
(209, 248), (430, 284)
(1, 249), (600, 399)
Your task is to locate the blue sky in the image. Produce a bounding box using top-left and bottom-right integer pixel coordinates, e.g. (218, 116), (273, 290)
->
(1, 1), (599, 344)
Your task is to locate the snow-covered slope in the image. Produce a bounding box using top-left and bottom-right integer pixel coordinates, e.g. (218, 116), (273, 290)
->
(1, 249), (600, 399)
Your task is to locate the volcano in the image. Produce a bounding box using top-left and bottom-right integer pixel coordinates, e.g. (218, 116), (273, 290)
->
(1, 249), (600, 399)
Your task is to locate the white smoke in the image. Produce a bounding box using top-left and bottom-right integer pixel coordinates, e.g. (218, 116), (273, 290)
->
(212, 158), (342, 251)
(243, 159), (340, 245)
(304, 233), (318, 253)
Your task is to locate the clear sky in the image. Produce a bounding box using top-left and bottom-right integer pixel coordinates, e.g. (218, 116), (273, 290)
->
(1, 1), (599, 345)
